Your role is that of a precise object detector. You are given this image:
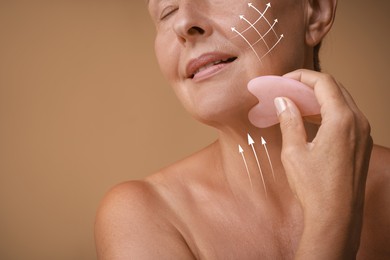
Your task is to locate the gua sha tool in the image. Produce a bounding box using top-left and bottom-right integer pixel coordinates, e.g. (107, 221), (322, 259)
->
(247, 76), (321, 128)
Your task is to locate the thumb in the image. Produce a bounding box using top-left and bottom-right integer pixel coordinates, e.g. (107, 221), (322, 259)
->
(274, 97), (307, 148)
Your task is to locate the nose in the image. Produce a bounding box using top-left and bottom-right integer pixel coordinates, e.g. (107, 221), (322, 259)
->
(173, 4), (212, 45)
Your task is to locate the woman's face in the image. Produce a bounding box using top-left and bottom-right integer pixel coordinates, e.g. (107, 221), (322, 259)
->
(148, 0), (310, 126)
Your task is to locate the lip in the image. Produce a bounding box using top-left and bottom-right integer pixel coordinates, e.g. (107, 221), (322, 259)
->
(186, 52), (237, 82)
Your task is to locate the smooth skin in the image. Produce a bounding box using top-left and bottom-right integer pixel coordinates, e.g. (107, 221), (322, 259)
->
(95, 0), (390, 259)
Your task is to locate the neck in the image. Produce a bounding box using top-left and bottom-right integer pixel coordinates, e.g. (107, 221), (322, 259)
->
(212, 122), (318, 206)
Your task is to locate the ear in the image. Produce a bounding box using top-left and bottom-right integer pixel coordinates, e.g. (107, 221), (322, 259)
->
(305, 0), (337, 46)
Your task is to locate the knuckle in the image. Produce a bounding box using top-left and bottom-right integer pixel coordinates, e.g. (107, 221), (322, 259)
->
(330, 107), (354, 127)
(367, 135), (374, 149)
(339, 110), (371, 136)
(280, 114), (298, 130)
(358, 112), (371, 131)
(281, 146), (307, 170)
(360, 117), (371, 136)
(360, 119), (373, 149)
(281, 146), (297, 164)
(319, 73), (336, 84)
(280, 117), (293, 130)
(342, 109), (356, 125)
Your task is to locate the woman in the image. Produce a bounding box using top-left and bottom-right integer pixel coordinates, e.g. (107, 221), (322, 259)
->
(95, 0), (390, 258)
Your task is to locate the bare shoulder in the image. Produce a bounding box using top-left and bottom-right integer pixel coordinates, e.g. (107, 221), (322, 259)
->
(370, 144), (390, 174)
(367, 145), (390, 193)
(95, 180), (195, 259)
(360, 144), (390, 257)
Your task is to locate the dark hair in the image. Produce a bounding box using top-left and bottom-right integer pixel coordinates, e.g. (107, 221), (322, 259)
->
(313, 42), (322, 72)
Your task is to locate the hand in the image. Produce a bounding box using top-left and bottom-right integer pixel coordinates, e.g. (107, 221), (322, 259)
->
(274, 69), (373, 259)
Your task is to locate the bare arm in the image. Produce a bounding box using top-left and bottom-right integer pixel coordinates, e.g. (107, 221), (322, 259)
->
(95, 181), (195, 260)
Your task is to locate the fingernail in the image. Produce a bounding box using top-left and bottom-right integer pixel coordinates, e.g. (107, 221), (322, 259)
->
(274, 97), (287, 115)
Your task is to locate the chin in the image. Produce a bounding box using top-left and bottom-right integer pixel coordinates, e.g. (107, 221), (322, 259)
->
(185, 90), (256, 128)
(173, 65), (259, 127)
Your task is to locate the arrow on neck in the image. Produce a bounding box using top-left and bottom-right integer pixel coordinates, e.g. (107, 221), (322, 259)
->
(239, 145), (253, 191)
(262, 137), (276, 182)
(248, 133), (267, 197)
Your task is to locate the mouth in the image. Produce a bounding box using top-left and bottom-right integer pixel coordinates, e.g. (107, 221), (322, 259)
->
(186, 53), (238, 80)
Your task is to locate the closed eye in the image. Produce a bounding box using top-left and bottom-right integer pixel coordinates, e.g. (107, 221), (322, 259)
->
(160, 6), (178, 20)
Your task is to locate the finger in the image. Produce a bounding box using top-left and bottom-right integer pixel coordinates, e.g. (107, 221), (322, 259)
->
(283, 69), (348, 114)
(283, 69), (353, 142)
(274, 97), (307, 149)
(337, 83), (366, 120)
(338, 82), (358, 109)
(338, 84), (370, 134)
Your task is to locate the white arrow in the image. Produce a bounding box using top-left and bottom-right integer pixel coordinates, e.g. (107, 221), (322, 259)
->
(261, 34), (284, 59)
(237, 2), (270, 36)
(231, 27), (262, 62)
(262, 137), (275, 182)
(260, 18), (278, 41)
(239, 145), (253, 191)
(251, 18), (278, 47)
(239, 15), (270, 50)
(248, 2), (278, 38)
(248, 133), (267, 197)
(248, 2), (271, 18)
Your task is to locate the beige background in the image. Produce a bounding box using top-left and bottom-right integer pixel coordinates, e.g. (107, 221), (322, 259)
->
(0, 1), (389, 259)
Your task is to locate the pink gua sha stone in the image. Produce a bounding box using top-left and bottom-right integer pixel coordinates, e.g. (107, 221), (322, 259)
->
(247, 76), (321, 128)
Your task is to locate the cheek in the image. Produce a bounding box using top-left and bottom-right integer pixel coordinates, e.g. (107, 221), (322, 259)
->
(228, 1), (306, 71)
(154, 32), (179, 82)
(228, 2), (285, 62)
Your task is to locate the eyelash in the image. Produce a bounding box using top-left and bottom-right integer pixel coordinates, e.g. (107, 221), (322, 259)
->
(160, 6), (178, 20)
